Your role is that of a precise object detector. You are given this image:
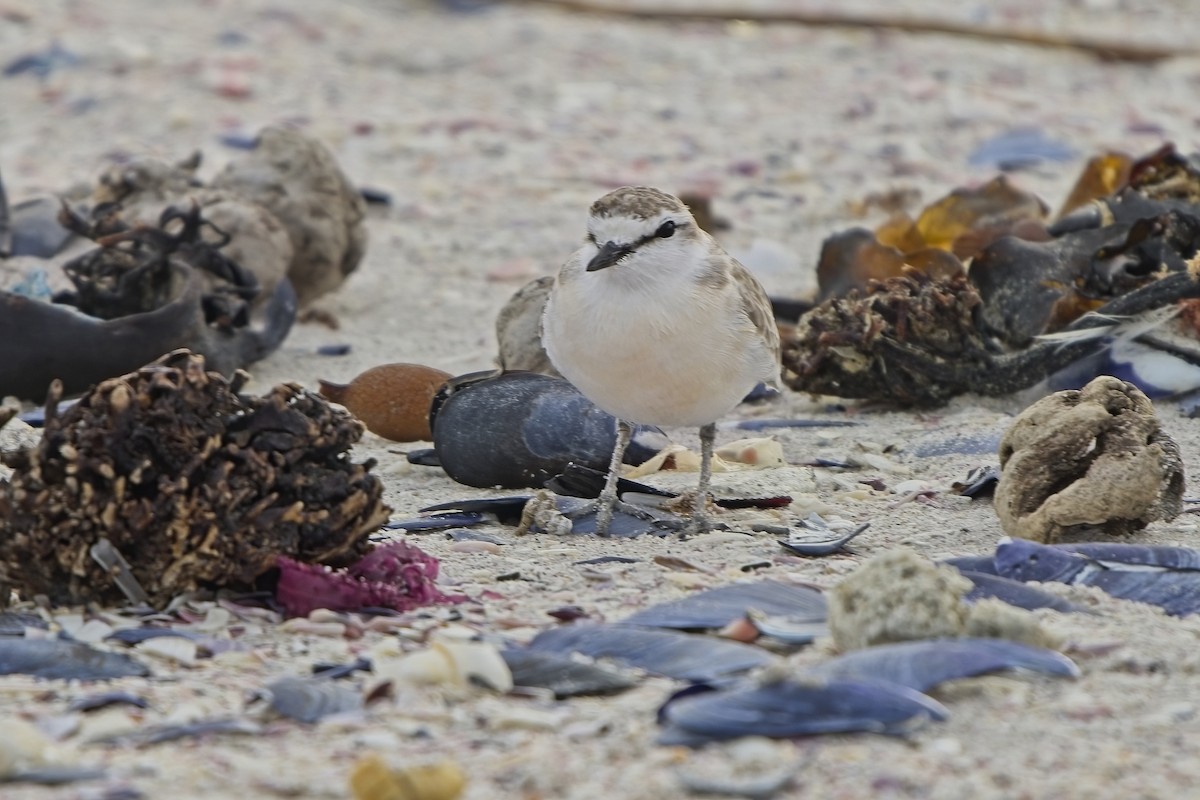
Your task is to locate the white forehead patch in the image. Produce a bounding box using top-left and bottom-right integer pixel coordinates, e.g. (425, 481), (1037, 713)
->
(588, 212), (679, 246)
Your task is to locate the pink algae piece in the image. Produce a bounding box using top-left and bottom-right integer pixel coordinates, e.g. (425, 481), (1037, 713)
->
(276, 540), (466, 617)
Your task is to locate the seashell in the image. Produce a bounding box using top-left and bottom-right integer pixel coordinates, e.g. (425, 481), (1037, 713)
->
(744, 610), (828, 645)
(1058, 541), (1200, 570)
(673, 737), (801, 799)
(134, 636), (199, 666)
(85, 717), (262, 747)
(67, 691), (150, 713)
(995, 538), (1200, 617)
(528, 624), (774, 682)
(0, 612), (48, 637)
(0, 638), (149, 681)
(621, 580), (826, 630)
(318, 363), (451, 442)
(658, 678), (947, 746)
(805, 638), (1079, 692)
(255, 676), (363, 723)
(779, 516), (869, 557)
(957, 570), (1081, 613)
(349, 754), (466, 800)
(501, 648), (637, 698)
(374, 640), (513, 693)
(104, 628), (204, 646)
(429, 371), (670, 490)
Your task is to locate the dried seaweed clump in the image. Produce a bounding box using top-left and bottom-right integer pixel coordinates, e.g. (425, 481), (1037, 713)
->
(0, 350), (391, 607)
(995, 376), (1183, 543)
(783, 272), (992, 405)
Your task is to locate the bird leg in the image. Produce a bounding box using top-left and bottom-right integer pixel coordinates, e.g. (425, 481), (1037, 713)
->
(594, 418), (632, 537)
(688, 422), (717, 535)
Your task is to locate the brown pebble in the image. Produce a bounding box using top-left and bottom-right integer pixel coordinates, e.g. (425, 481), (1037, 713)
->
(319, 363), (451, 442)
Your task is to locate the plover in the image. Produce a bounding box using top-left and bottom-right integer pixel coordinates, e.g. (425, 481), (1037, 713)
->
(542, 186), (781, 535)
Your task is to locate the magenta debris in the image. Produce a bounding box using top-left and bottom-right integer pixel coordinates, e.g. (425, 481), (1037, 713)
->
(275, 540), (466, 617)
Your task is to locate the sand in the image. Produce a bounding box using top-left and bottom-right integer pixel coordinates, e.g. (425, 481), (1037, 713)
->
(5, 0), (1200, 797)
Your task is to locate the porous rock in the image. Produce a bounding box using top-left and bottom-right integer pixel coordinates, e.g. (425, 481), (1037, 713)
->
(0, 350), (390, 607)
(211, 126), (367, 306)
(828, 549), (972, 651)
(829, 549), (1052, 651)
(995, 376), (1183, 543)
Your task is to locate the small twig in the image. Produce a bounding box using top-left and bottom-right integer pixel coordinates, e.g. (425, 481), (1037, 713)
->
(518, 0), (1195, 63)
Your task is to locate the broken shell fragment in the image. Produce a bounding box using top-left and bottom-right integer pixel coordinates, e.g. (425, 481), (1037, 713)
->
(374, 640), (513, 694)
(501, 648), (637, 698)
(495, 275), (559, 375)
(995, 376), (1183, 542)
(254, 675), (363, 723)
(430, 371), (669, 489)
(349, 755), (466, 800)
(319, 363), (452, 442)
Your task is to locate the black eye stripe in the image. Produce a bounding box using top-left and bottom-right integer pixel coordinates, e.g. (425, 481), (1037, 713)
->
(626, 220), (685, 251)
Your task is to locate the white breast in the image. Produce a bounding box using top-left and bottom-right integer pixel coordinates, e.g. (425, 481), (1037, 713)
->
(543, 246), (775, 429)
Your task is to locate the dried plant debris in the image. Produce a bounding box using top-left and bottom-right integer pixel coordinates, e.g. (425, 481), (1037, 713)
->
(784, 145), (1200, 405)
(0, 350), (390, 607)
(995, 538), (1200, 617)
(0, 202), (296, 400)
(995, 376), (1183, 542)
(275, 540), (464, 618)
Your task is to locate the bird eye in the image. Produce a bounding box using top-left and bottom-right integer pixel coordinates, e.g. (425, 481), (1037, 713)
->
(656, 220), (676, 239)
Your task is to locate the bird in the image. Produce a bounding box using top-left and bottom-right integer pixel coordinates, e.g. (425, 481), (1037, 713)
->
(542, 186), (781, 536)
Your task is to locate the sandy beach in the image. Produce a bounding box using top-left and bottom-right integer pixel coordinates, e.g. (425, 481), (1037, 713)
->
(6, 1), (1200, 797)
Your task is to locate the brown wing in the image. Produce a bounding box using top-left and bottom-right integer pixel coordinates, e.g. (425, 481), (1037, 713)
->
(731, 259), (782, 384)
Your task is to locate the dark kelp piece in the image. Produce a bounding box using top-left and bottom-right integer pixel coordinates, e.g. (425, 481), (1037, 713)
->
(0, 350), (390, 607)
(0, 203), (295, 400)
